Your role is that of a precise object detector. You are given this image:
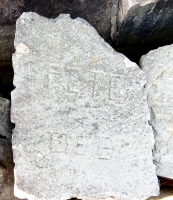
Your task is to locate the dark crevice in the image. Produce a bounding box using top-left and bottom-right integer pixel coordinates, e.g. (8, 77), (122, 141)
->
(159, 177), (173, 186)
(0, 62), (14, 100)
(11, 123), (15, 130)
(67, 198), (82, 200)
(113, 41), (173, 65)
(0, 162), (7, 170)
(0, 134), (6, 140)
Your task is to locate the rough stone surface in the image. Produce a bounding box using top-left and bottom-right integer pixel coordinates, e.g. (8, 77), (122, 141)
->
(12, 12), (159, 200)
(115, 0), (173, 59)
(140, 44), (173, 180)
(0, 98), (19, 200)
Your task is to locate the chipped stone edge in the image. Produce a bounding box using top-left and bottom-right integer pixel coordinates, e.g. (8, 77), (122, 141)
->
(14, 169), (36, 200)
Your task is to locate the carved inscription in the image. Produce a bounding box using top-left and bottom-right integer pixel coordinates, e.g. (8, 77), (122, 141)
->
(48, 67), (127, 159)
(48, 66), (129, 103)
(51, 133), (67, 153)
(75, 136), (113, 160)
(110, 75), (127, 102)
(49, 66), (64, 101)
(93, 73), (110, 99)
(91, 73), (129, 102)
(27, 65), (36, 91)
(50, 133), (113, 160)
(76, 136), (88, 155)
(49, 66), (94, 100)
(97, 137), (113, 160)
(12, 13), (159, 200)
(27, 64), (48, 95)
(68, 69), (94, 97)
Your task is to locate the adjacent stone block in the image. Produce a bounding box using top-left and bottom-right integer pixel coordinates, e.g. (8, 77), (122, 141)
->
(140, 44), (173, 179)
(115, 0), (173, 50)
(12, 12), (159, 200)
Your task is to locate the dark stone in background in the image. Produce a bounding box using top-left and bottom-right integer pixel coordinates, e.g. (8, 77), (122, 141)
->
(0, 65), (14, 99)
(117, 0), (173, 47)
(114, 0), (173, 63)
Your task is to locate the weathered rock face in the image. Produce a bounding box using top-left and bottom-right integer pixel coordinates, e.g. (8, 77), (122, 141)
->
(140, 44), (173, 180)
(115, 0), (173, 61)
(0, 98), (19, 200)
(12, 12), (159, 200)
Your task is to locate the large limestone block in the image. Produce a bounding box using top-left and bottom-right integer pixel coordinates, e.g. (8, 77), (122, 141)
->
(140, 44), (173, 179)
(115, 0), (173, 53)
(12, 12), (159, 200)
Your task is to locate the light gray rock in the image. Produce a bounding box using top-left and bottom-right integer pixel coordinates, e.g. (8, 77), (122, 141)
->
(12, 12), (159, 200)
(140, 44), (173, 179)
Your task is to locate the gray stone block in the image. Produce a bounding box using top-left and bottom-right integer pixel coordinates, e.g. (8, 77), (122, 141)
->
(12, 12), (159, 200)
(140, 44), (173, 179)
